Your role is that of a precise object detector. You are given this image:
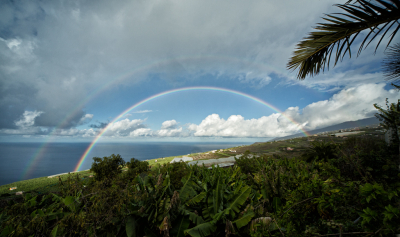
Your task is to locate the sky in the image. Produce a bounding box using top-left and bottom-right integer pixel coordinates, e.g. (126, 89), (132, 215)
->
(0, 0), (399, 143)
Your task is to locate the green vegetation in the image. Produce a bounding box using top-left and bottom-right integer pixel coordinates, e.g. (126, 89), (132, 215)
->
(91, 154), (126, 182)
(1, 1), (399, 234)
(0, 134), (399, 236)
(147, 156), (179, 166)
(0, 170), (93, 197)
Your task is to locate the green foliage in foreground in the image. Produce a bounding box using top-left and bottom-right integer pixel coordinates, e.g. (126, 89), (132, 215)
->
(0, 137), (400, 236)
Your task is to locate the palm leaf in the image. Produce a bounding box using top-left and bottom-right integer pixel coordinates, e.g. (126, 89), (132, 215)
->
(184, 221), (217, 237)
(170, 216), (190, 237)
(383, 43), (400, 82)
(207, 176), (224, 217)
(224, 186), (251, 218)
(249, 217), (272, 232)
(233, 209), (255, 229)
(185, 210), (205, 225)
(180, 172), (198, 202)
(126, 216), (137, 237)
(288, 0), (400, 79)
(186, 192), (206, 206)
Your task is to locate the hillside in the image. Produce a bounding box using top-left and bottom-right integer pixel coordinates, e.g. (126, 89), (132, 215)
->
(270, 116), (381, 141)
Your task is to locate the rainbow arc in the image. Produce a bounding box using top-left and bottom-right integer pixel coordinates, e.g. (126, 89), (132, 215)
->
(74, 86), (310, 171)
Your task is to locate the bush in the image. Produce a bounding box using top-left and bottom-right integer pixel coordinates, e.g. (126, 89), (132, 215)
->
(234, 150), (269, 174)
(156, 162), (190, 189)
(90, 154), (125, 182)
(301, 141), (338, 162)
(336, 137), (399, 184)
(125, 157), (149, 179)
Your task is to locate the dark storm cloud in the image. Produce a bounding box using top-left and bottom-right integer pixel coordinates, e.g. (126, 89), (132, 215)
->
(90, 122), (109, 129)
(0, 82), (37, 129)
(0, 0), (389, 136)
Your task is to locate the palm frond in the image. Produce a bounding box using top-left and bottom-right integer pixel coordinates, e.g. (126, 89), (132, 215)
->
(170, 216), (190, 237)
(288, 0), (400, 79)
(179, 172), (198, 202)
(185, 210), (205, 225)
(233, 209), (255, 229)
(383, 43), (400, 82)
(184, 221), (217, 237)
(186, 192), (206, 206)
(224, 186), (251, 218)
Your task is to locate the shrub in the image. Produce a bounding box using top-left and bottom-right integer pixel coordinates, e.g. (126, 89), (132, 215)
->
(302, 141), (338, 162)
(125, 157), (149, 179)
(234, 150), (269, 174)
(156, 162), (190, 189)
(336, 137), (399, 183)
(90, 154), (125, 182)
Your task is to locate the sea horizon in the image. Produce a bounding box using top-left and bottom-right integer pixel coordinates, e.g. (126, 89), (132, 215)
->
(0, 141), (254, 186)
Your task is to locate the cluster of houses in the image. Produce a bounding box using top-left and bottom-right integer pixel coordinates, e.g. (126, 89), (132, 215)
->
(209, 149), (237, 154)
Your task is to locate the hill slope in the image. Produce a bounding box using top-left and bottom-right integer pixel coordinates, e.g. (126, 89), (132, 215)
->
(271, 117), (380, 141)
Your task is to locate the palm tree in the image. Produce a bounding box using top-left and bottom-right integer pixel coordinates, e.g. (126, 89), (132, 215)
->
(287, 0), (400, 79)
(383, 43), (400, 82)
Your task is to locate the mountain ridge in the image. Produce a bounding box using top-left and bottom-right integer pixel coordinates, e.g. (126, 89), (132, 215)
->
(270, 117), (381, 141)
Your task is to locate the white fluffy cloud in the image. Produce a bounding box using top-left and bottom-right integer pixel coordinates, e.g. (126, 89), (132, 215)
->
(78, 114), (93, 125)
(129, 128), (153, 137)
(157, 127), (183, 137)
(188, 114), (303, 137)
(188, 84), (400, 137)
(292, 83), (399, 130)
(161, 120), (178, 129)
(156, 120), (185, 137)
(15, 110), (43, 128)
(2, 84), (398, 139)
(102, 118), (147, 136)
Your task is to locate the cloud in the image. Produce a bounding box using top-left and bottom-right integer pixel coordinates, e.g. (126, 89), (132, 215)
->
(289, 83), (400, 130)
(287, 71), (388, 92)
(102, 118), (147, 136)
(155, 120), (187, 137)
(237, 73), (272, 89)
(0, 0), (348, 130)
(78, 114), (93, 125)
(157, 127), (184, 137)
(1, 84), (398, 139)
(188, 113), (300, 137)
(0, 110), (45, 135)
(15, 110), (43, 128)
(90, 122), (109, 129)
(161, 120), (178, 129)
(52, 128), (97, 137)
(1, 0), (396, 139)
(129, 128), (153, 137)
(188, 84), (400, 137)
(132, 110), (153, 113)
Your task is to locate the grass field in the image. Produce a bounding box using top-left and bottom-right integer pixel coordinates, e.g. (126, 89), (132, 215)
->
(0, 170), (93, 197)
(146, 155), (182, 166)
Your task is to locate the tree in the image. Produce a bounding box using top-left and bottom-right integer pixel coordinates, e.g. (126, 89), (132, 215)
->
(287, 0), (400, 79)
(374, 97), (400, 151)
(90, 154), (126, 182)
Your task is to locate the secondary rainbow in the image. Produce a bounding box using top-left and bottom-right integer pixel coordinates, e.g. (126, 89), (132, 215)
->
(74, 86), (310, 171)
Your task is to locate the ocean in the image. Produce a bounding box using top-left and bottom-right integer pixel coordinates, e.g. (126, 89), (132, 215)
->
(0, 142), (251, 186)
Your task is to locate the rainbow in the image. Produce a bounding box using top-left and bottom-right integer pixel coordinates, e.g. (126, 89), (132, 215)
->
(74, 86), (310, 171)
(21, 55), (292, 179)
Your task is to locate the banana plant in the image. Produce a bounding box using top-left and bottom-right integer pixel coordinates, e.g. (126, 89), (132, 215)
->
(183, 167), (256, 237)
